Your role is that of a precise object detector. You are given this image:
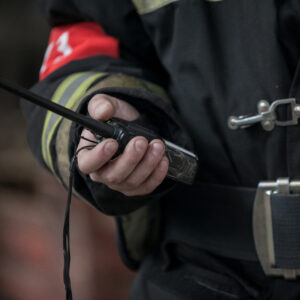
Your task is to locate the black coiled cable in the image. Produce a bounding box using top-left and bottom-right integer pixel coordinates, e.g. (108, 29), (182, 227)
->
(63, 136), (98, 300)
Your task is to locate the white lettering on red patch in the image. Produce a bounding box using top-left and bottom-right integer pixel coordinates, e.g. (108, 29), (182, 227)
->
(40, 22), (119, 80)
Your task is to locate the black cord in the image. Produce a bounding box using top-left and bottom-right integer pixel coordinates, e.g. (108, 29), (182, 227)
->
(63, 142), (96, 300)
(80, 135), (98, 144)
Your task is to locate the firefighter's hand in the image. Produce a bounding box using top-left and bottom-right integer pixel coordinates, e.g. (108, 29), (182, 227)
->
(77, 94), (169, 196)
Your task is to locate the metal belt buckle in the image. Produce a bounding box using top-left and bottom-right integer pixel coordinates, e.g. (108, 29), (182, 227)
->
(253, 178), (300, 279)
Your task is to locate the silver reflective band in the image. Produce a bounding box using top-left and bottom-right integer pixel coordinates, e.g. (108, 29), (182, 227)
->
(228, 98), (300, 131)
(253, 178), (300, 279)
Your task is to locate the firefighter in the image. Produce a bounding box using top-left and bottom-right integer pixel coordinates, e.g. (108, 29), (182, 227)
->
(23, 0), (300, 299)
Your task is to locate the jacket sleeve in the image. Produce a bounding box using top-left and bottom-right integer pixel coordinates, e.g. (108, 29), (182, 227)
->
(22, 0), (192, 215)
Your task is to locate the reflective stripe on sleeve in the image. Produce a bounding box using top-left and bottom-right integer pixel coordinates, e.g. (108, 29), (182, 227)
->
(55, 82), (108, 189)
(41, 72), (106, 173)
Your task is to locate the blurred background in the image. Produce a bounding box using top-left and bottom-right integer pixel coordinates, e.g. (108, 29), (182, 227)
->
(0, 1), (135, 299)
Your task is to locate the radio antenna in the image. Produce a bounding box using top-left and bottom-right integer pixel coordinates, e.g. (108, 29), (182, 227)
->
(0, 77), (116, 137)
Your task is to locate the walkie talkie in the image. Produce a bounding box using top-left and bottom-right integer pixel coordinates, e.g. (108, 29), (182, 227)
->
(0, 77), (199, 300)
(0, 78), (198, 184)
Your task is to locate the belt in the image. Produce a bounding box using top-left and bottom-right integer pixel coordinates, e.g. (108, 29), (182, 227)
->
(162, 178), (300, 279)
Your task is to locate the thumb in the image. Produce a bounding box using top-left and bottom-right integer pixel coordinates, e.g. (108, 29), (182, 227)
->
(88, 94), (140, 121)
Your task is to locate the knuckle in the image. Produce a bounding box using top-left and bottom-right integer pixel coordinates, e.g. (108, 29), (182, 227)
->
(76, 152), (84, 164)
(102, 100), (114, 112)
(126, 156), (139, 168)
(88, 94), (115, 119)
(104, 173), (120, 185)
(105, 183), (119, 192)
(88, 95), (100, 111)
(123, 190), (134, 197)
(77, 157), (88, 173)
(146, 157), (160, 170)
(145, 179), (160, 193)
(126, 179), (140, 189)
(123, 190), (141, 197)
(154, 172), (165, 185)
(90, 173), (100, 182)
(143, 185), (155, 195)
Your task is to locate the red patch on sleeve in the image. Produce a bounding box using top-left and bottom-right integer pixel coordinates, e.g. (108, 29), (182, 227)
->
(39, 22), (119, 80)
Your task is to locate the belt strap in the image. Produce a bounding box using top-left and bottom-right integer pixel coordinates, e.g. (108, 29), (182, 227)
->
(162, 179), (300, 276)
(162, 182), (258, 261)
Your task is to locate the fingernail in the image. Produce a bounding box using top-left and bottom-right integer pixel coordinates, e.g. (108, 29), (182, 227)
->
(160, 158), (168, 171)
(152, 143), (163, 156)
(135, 139), (147, 153)
(104, 142), (117, 155)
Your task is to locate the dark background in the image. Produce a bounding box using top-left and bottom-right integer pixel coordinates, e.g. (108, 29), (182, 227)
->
(0, 1), (134, 299)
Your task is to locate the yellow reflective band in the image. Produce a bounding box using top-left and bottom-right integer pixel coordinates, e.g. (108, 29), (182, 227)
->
(41, 72), (106, 173)
(55, 81), (110, 192)
(41, 73), (83, 168)
(46, 72), (105, 173)
(132, 0), (178, 14)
